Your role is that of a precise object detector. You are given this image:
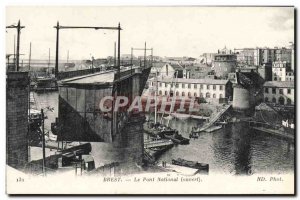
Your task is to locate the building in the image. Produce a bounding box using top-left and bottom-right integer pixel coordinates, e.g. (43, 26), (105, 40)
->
(149, 77), (233, 104)
(235, 48), (256, 66)
(198, 53), (216, 65)
(263, 81), (294, 105)
(272, 61), (292, 81)
(236, 46), (293, 67)
(213, 47), (237, 78)
(258, 63), (272, 81)
(160, 63), (184, 78)
(286, 71), (294, 82)
(183, 64), (212, 79)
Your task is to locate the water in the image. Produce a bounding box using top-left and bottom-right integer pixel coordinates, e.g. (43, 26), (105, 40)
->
(153, 114), (294, 175)
(34, 92), (294, 175)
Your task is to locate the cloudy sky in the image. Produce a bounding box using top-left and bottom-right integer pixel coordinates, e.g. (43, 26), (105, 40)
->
(6, 6), (294, 60)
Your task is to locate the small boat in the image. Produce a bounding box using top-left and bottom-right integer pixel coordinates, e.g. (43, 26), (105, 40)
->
(204, 125), (222, 133)
(144, 121), (177, 137)
(215, 121), (228, 125)
(162, 131), (190, 145)
(171, 113), (191, 120)
(172, 158), (209, 171)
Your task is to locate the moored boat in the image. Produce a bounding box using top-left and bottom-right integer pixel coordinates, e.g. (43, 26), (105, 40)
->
(162, 131), (190, 145)
(172, 158), (209, 170)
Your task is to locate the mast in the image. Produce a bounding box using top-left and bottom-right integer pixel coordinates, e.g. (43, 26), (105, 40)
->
(114, 42), (116, 67)
(28, 42), (31, 71)
(166, 71), (178, 127)
(48, 48), (50, 74)
(155, 69), (158, 124)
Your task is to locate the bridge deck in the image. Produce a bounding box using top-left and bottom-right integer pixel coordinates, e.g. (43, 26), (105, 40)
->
(199, 104), (232, 132)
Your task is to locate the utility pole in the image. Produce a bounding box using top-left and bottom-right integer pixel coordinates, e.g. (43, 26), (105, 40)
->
(144, 42), (147, 69)
(28, 42), (32, 71)
(53, 22), (121, 77)
(117, 23), (121, 79)
(16, 20), (21, 71)
(6, 20), (25, 71)
(41, 109), (46, 176)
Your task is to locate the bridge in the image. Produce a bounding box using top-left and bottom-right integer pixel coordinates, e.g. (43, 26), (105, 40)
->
(198, 104), (232, 132)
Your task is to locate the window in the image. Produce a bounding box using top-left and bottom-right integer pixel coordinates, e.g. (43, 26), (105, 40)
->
(159, 90), (162, 95)
(159, 83), (162, 87)
(219, 94), (223, 98)
(188, 84), (191, 89)
(265, 97), (269, 102)
(194, 84), (197, 89)
(287, 98), (291, 105)
(206, 92), (210, 98)
(279, 97), (285, 105)
(279, 89), (283, 94)
(213, 94), (216, 98)
(220, 85), (223, 90)
(207, 85), (210, 90)
(176, 91), (179, 96)
(194, 93), (197, 97)
(272, 88), (276, 94)
(165, 91), (168, 95)
(288, 89), (291, 94)
(188, 92), (191, 97)
(182, 83), (185, 88)
(182, 92), (185, 96)
(200, 85), (203, 89)
(200, 93), (203, 98)
(265, 88), (269, 93)
(175, 83), (179, 88)
(213, 85), (216, 90)
(272, 97), (276, 103)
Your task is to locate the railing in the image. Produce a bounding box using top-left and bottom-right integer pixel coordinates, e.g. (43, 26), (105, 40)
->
(57, 68), (102, 80)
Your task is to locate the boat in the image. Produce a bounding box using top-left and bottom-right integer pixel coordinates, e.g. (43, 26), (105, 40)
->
(144, 138), (174, 160)
(161, 131), (190, 145)
(172, 158), (209, 171)
(144, 121), (177, 137)
(204, 125), (223, 133)
(171, 113), (191, 120)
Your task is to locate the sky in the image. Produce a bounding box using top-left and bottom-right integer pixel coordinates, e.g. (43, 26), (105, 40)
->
(6, 6), (294, 60)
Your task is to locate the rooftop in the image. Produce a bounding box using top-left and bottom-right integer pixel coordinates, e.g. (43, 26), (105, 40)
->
(264, 81), (294, 88)
(156, 77), (229, 85)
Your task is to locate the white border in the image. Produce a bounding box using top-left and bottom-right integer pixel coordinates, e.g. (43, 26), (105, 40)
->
(1, 1), (299, 199)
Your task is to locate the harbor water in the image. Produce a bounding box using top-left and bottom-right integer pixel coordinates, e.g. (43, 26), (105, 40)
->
(34, 91), (294, 175)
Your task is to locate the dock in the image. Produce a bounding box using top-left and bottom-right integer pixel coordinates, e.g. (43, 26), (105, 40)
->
(251, 126), (294, 140)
